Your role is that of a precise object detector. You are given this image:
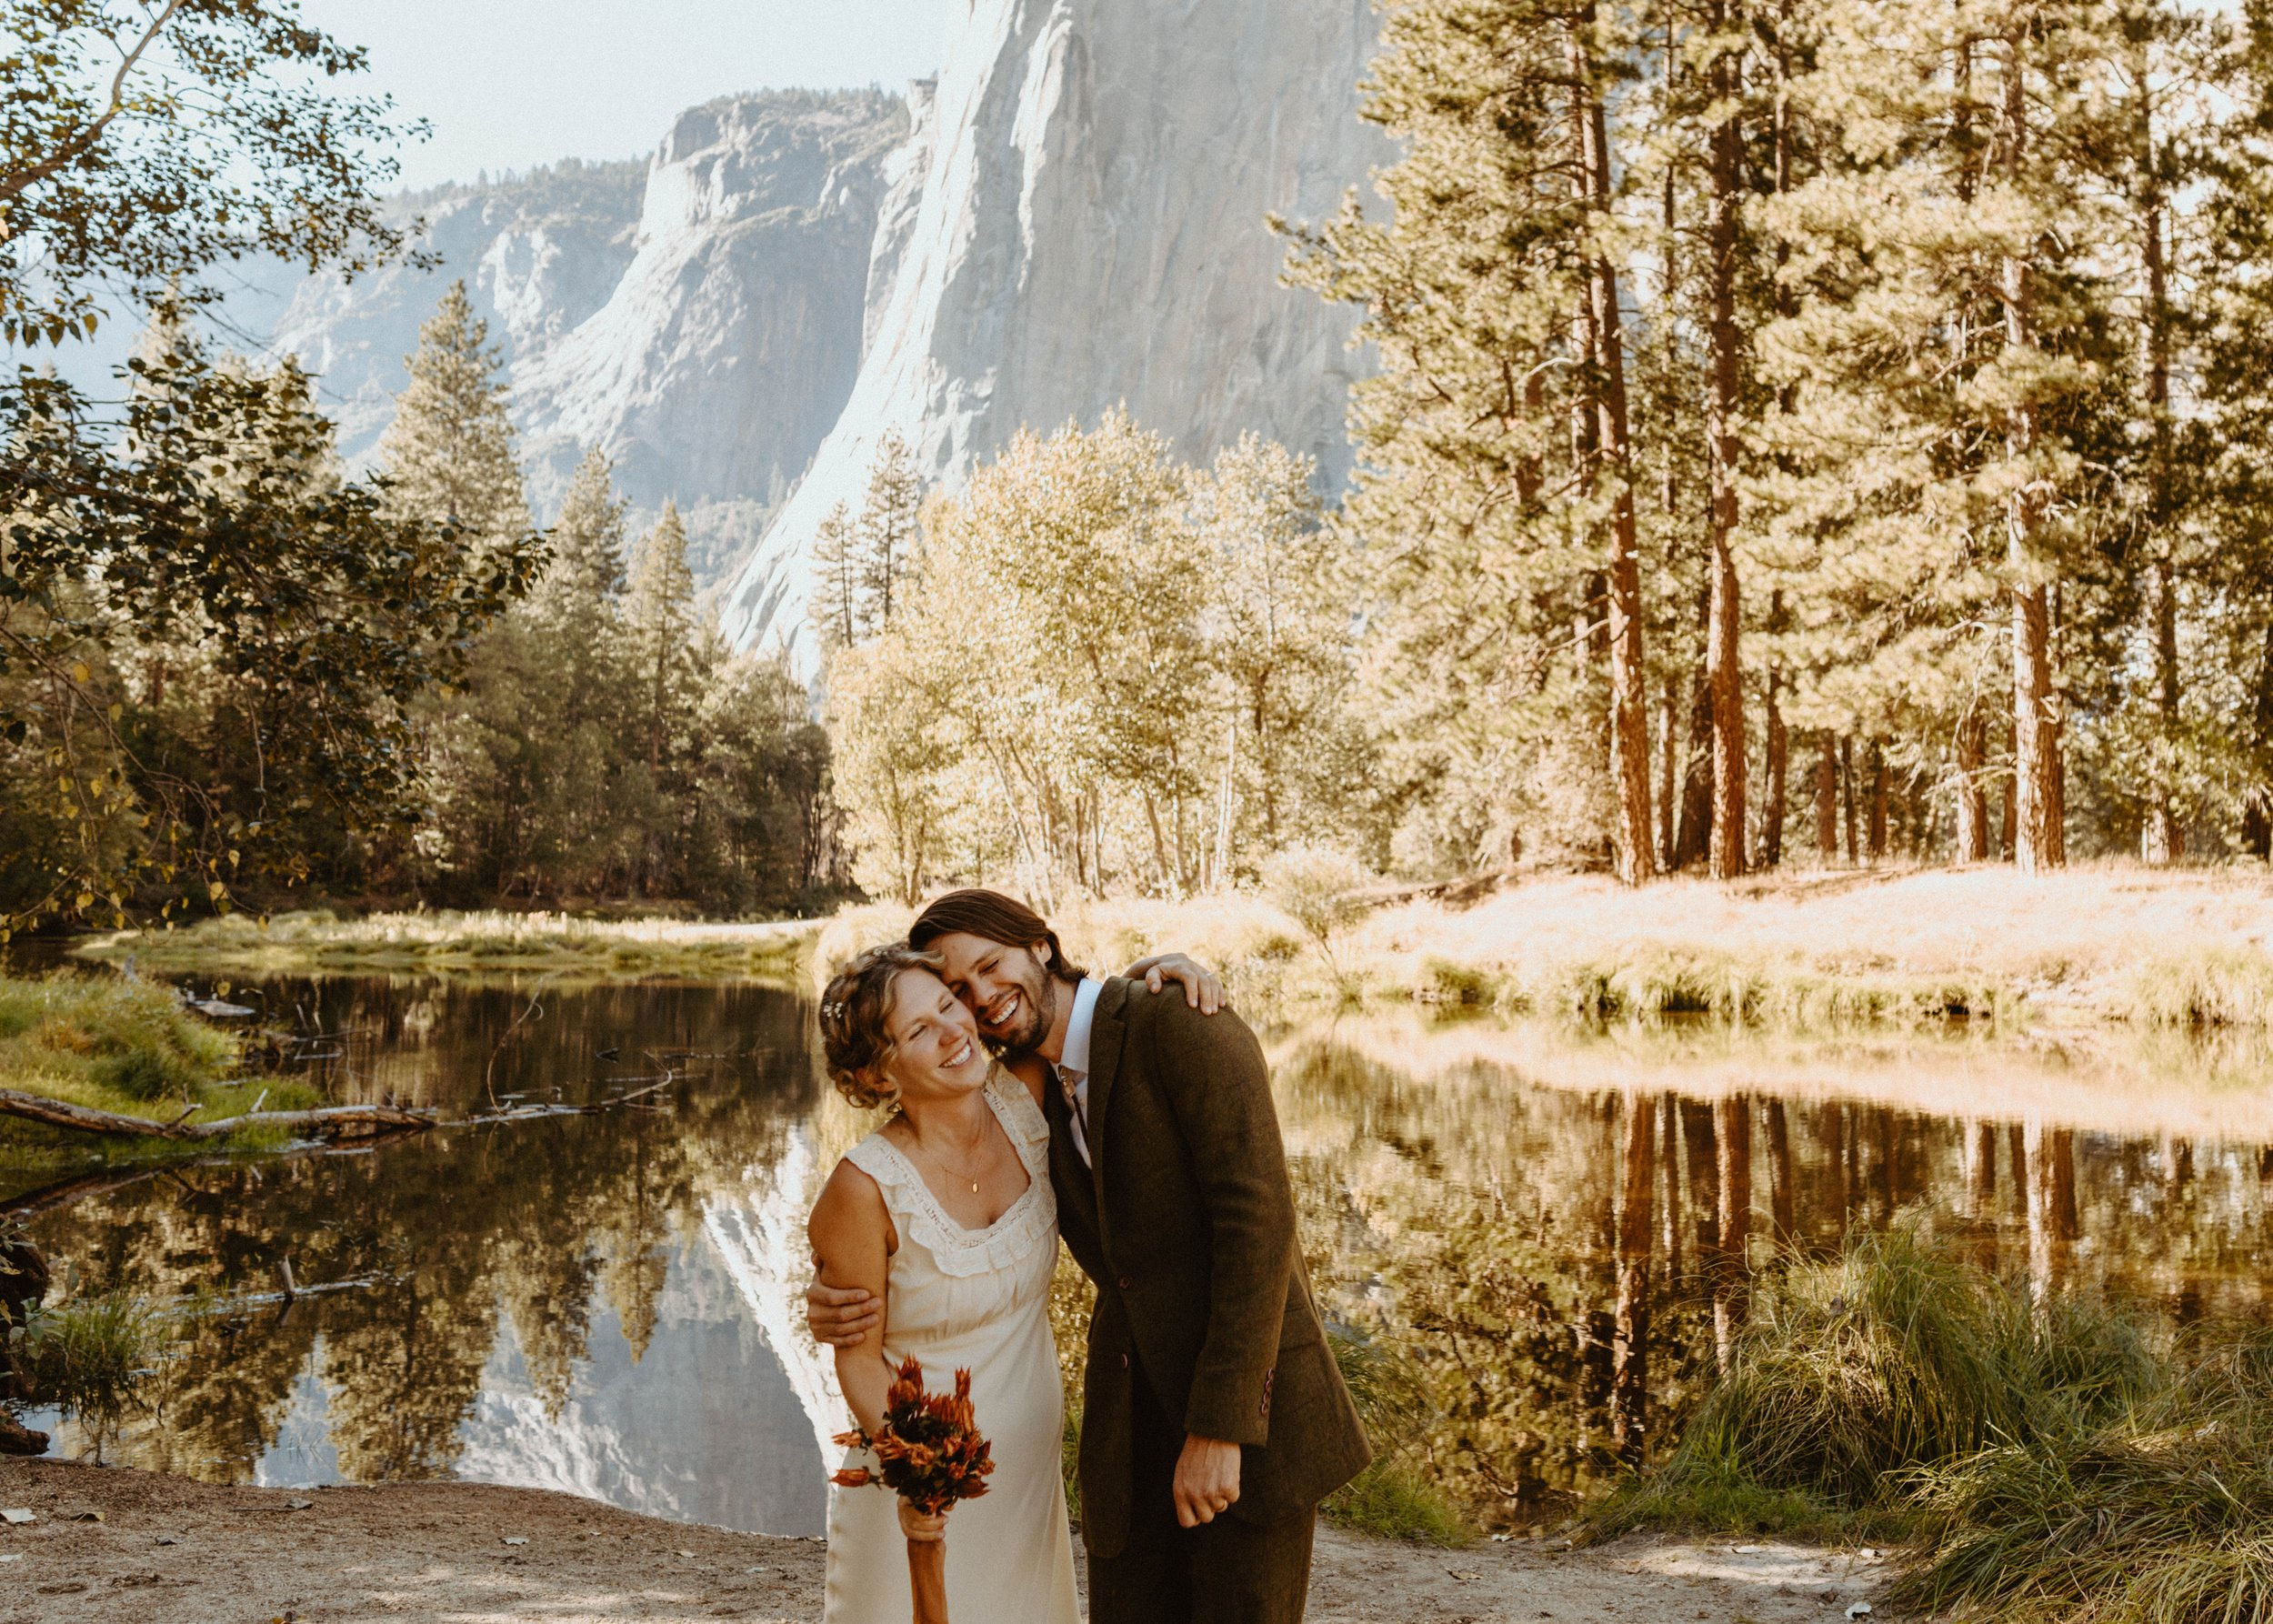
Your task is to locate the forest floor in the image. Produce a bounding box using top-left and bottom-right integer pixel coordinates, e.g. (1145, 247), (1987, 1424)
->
(0, 1455), (1890, 1624)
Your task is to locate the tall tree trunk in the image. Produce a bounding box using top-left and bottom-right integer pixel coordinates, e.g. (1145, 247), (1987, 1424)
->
(1816, 737), (1838, 858)
(2137, 78), (2181, 867)
(1866, 740), (1888, 861)
(2249, 623), (2273, 857)
(2000, 717), (2018, 857)
(1763, 597), (1788, 868)
(1659, 681), (1679, 869)
(1955, 709), (1990, 862)
(1675, 657), (1716, 871)
(1613, 1091), (1657, 1468)
(1570, 11), (1657, 886)
(1706, 2), (1748, 880)
(2003, 29), (2065, 873)
(1841, 735), (1858, 862)
(1712, 1096), (1753, 1370)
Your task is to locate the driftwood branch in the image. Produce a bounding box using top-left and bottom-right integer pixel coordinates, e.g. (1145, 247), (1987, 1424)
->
(0, 1088), (435, 1143)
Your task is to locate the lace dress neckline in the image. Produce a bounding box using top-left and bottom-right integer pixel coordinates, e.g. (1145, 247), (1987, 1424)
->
(846, 1071), (1056, 1278)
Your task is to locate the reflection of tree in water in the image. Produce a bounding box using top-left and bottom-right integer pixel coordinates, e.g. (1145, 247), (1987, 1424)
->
(1274, 1031), (2273, 1530)
(30, 979), (819, 1483)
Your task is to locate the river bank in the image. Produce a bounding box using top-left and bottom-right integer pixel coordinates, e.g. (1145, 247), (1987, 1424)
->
(65, 864), (2273, 1031)
(0, 1455), (1887, 1623)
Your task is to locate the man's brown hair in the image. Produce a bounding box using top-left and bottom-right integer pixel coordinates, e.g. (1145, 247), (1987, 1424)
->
(908, 889), (1088, 982)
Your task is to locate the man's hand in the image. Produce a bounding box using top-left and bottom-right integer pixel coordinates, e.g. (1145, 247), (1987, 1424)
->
(806, 1278), (881, 1348)
(1171, 1434), (1242, 1529)
(1126, 951), (1224, 1014)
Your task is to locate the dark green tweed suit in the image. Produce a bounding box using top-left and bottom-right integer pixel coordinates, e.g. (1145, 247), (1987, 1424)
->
(1045, 977), (1371, 1623)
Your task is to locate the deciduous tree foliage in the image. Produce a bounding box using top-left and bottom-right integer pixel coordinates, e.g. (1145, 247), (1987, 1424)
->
(819, 414), (1371, 902)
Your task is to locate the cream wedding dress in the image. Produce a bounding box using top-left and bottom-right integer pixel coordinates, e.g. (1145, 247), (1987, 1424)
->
(823, 1070), (1080, 1623)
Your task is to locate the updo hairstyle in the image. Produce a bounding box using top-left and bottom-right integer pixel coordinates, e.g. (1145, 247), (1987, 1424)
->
(818, 941), (945, 1109)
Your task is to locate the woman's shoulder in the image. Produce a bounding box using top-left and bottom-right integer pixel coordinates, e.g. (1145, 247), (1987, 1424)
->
(808, 1151), (896, 1256)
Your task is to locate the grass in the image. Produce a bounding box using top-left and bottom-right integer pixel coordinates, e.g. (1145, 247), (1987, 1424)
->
(1599, 1225), (2273, 1621)
(16, 1291), (159, 1429)
(1324, 1323), (1473, 1544)
(0, 974), (322, 1172)
(1893, 1324), (2273, 1621)
(78, 907), (819, 981)
(1594, 1225), (2158, 1541)
(819, 865), (2273, 1032)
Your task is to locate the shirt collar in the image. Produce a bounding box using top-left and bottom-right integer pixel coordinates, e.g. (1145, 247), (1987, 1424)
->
(1058, 976), (1102, 1078)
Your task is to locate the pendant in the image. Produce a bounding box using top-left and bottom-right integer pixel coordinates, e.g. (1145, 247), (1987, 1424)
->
(970, 1179), (981, 1194)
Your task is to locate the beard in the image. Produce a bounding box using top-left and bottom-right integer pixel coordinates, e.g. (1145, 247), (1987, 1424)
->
(985, 964), (1057, 1060)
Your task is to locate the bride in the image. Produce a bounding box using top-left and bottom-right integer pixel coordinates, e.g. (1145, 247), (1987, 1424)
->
(809, 941), (1207, 1621)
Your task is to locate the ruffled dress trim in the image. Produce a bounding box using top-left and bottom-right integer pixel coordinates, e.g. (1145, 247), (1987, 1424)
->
(846, 1070), (1056, 1278)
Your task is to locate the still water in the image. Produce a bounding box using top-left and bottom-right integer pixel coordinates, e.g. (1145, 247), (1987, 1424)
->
(14, 975), (2273, 1534)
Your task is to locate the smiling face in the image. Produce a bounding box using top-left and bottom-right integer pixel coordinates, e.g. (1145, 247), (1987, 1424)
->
(926, 930), (1060, 1058)
(877, 966), (991, 1105)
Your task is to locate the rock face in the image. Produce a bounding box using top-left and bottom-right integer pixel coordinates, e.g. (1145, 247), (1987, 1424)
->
(263, 90), (908, 585)
(265, 158), (650, 470)
(721, 0), (1387, 664)
(511, 93), (909, 538)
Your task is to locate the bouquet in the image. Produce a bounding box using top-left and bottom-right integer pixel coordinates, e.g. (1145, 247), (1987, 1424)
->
(834, 1358), (995, 1624)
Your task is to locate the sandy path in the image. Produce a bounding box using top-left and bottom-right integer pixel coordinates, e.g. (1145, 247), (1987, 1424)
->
(0, 1457), (1888, 1623)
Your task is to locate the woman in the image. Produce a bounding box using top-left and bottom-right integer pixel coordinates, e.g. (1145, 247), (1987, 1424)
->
(809, 942), (1214, 1621)
(811, 940), (1069, 1621)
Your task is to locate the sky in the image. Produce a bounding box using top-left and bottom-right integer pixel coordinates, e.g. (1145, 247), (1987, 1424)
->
(297, 0), (946, 191)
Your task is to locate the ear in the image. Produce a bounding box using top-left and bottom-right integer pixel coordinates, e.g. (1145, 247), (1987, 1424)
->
(1035, 938), (1053, 967)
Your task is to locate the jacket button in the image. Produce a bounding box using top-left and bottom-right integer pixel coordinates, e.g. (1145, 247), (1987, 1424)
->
(1117, 1275), (1132, 1289)
(1119, 1353), (1130, 1369)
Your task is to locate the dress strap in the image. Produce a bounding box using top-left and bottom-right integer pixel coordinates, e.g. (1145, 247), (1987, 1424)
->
(842, 1100), (1055, 1279)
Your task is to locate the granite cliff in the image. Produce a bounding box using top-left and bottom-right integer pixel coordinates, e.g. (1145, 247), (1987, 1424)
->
(721, 0), (1385, 660)
(259, 5), (1383, 620)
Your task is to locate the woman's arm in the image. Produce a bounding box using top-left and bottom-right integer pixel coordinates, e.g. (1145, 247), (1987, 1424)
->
(808, 1158), (895, 1436)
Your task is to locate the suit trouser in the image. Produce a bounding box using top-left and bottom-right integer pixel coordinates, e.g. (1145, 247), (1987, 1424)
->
(1086, 1365), (1317, 1624)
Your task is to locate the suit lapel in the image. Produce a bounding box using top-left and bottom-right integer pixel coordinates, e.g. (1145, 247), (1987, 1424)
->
(1083, 977), (1128, 1219)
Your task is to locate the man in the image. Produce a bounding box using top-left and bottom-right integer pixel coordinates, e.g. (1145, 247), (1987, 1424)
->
(807, 889), (1370, 1623)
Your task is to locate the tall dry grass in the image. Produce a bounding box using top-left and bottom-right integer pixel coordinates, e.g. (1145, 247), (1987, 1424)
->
(81, 908), (817, 981)
(1602, 1224), (2273, 1621)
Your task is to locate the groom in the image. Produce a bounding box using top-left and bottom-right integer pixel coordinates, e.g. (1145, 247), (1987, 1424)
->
(808, 889), (1370, 1622)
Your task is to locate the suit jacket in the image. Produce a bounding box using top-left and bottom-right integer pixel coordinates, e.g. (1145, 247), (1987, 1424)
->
(1045, 976), (1372, 1556)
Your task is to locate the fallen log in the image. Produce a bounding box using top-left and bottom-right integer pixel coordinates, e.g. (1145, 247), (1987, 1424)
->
(0, 1088), (435, 1143)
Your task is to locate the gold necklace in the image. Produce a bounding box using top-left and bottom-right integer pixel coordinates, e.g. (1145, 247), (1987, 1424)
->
(913, 1118), (996, 1195)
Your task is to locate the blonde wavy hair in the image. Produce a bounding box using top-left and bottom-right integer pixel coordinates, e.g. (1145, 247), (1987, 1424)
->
(816, 941), (945, 1109)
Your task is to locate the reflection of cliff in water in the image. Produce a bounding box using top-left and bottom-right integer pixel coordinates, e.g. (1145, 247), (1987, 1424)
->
(23, 984), (2273, 1537)
(26, 979), (838, 1534)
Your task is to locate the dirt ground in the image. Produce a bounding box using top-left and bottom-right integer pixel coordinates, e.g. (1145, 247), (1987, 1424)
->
(0, 1456), (1889, 1623)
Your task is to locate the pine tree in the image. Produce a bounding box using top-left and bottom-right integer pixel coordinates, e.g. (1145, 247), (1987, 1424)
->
(1283, 0), (1658, 879)
(377, 279), (532, 556)
(856, 428), (923, 631)
(543, 446), (628, 610)
(808, 500), (863, 653)
(626, 500), (701, 784)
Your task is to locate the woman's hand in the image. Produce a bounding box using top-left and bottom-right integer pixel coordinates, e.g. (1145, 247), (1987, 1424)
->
(1125, 951), (1223, 1014)
(898, 1499), (948, 1543)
